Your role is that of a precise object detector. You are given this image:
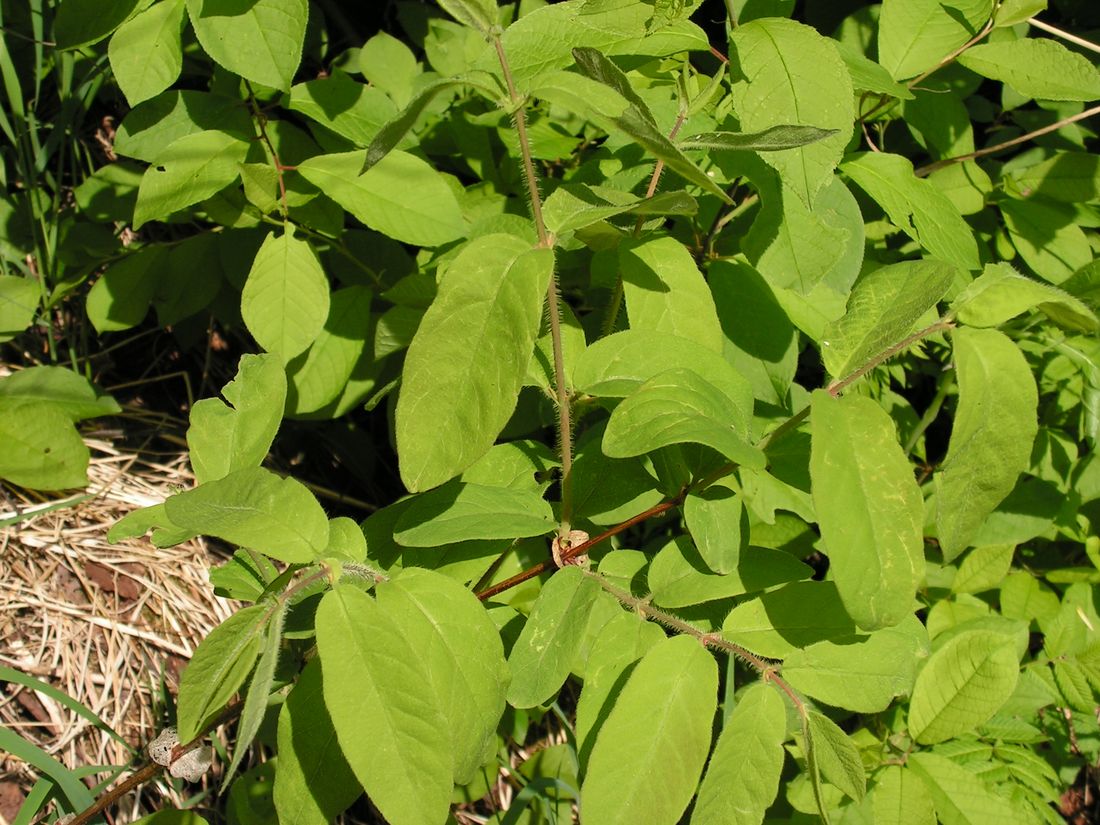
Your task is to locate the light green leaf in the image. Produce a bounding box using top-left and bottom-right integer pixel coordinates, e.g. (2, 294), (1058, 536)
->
(0, 367), (120, 421)
(359, 32), (420, 107)
(507, 567), (601, 708)
(376, 568), (510, 782)
(603, 368), (764, 470)
(221, 602), (285, 790)
(0, 276), (39, 341)
(952, 544), (1015, 594)
(542, 184), (696, 236)
(396, 236), (551, 491)
(648, 537), (811, 608)
(436, 0), (497, 32)
(810, 391), (924, 630)
(835, 39), (914, 100)
(54, 0), (141, 49)
(114, 90), (254, 163)
(909, 629), (1020, 744)
(782, 616), (929, 713)
(85, 245), (167, 332)
(952, 261), (1098, 332)
(582, 635), (717, 825)
(871, 766), (936, 825)
(298, 150), (465, 247)
(164, 467), (329, 563)
(393, 481), (555, 546)
(995, 0), (1047, 26)
(286, 286), (373, 415)
(807, 710), (865, 802)
(692, 683), (786, 825)
(842, 152), (980, 270)
(620, 235), (724, 353)
(722, 581), (857, 658)
(683, 483), (745, 574)
(878, 0), (993, 80)
(821, 259), (956, 380)
(1012, 151), (1100, 204)
(958, 38), (1100, 101)
(287, 72), (397, 148)
(1000, 197), (1093, 284)
(184, 0), (307, 90)
(0, 402), (89, 490)
(316, 585), (452, 825)
(728, 18), (853, 205)
(177, 604), (268, 740)
(274, 659), (361, 825)
(679, 125), (839, 153)
(935, 327), (1038, 560)
(187, 353), (286, 484)
(108, 0), (185, 105)
(908, 752), (1030, 825)
(132, 131), (249, 229)
(322, 517), (367, 562)
(241, 229), (330, 365)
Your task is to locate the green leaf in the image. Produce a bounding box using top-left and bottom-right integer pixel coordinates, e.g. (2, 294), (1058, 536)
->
(359, 32), (420, 107)
(108, 0), (185, 105)
(679, 125), (839, 153)
(821, 259), (956, 380)
(436, 0), (497, 33)
(315, 585), (452, 825)
(951, 261), (1098, 332)
(241, 229), (330, 365)
(286, 286), (373, 415)
(810, 391), (924, 630)
(287, 72), (397, 148)
(0, 367), (120, 421)
(582, 635), (718, 825)
(376, 568), (510, 782)
(806, 710), (866, 802)
(842, 152), (980, 270)
(298, 149), (464, 247)
(782, 616), (929, 713)
(506, 567), (601, 708)
(396, 236), (552, 491)
(952, 544), (1016, 594)
(727, 18), (854, 205)
(0, 276), (39, 341)
(878, 0), (992, 80)
(114, 90), (254, 163)
(1012, 151), (1100, 204)
(683, 483), (746, 574)
(603, 367), (765, 470)
(393, 481), (556, 546)
(542, 185), (696, 236)
(54, 0), (141, 49)
(132, 131), (249, 229)
(908, 629), (1020, 744)
(871, 765), (935, 825)
(958, 38), (1100, 101)
(177, 604), (269, 740)
(187, 353), (287, 484)
(85, 245), (167, 332)
(0, 402), (89, 490)
(691, 683), (786, 825)
(908, 752), (1029, 825)
(620, 236), (724, 353)
(184, 0), (307, 90)
(1000, 197), (1093, 284)
(935, 327), (1038, 560)
(274, 659), (361, 825)
(648, 537), (811, 608)
(130, 812), (209, 825)
(164, 467), (329, 563)
(222, 602), (285, 790)
(722, 581), (857, 658)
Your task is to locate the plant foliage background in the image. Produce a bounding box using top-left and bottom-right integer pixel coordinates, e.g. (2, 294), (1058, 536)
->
(2, 0), (1100, 823)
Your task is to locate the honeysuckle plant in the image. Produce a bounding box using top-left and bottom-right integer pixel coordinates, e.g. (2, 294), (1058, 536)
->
(9, 0), (1100, 823)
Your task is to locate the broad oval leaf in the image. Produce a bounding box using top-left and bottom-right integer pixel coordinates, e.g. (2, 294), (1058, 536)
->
(108, 0), (186, 106)
(692, 683), (786, 825)
(878, 0), (992, 80)
(187, 353), (287, 484)
(908, 752), (1031, 825)
(951, 261), (1098, 333)
(0, 401), (89, 490)
(683, 483), (746, 574)
(184, 0), (307, 90)
(297, 150), (465, 247)
(395, 236), (552, 491)
(164, 467), (329, 563)
(821, 259), (957, 380)
(721, 581), (857, 658)
(241, 229), (330, 365)
(908, 629), (1020, 744)
(582, 635), (718, 825)
(394, 481), (555, 546)
(728, 18), (853, 205)
(376, 568), (510, 783)
(86, 245), (166, 332)
(935, 328), (1038, 560)
(315, 585), (452, 825)
(958, 38), (1100, 102)
(506, 567), (601, 708)
(54, 0), (141, 49)
(870, 765), (935, 825)
(603, 367), (764, 470)
(177, 604), (269, 740)
(0, 367), (120, 421)
(0, 275), (39, 341)
(810, 391), (924, 630)
(806, 710), (866, 802)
